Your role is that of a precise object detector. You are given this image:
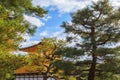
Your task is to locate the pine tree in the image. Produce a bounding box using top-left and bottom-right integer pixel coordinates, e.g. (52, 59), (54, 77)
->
(0, 0), (46, 80)
(0, 0), (47, 50)
(61, 0), (120, 80)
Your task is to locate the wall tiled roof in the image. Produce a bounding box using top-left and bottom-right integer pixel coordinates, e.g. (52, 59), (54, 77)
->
(20, 42), (41, 52)
(15, 66), (39, 74)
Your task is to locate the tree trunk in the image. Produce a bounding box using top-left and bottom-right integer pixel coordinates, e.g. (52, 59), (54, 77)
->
(88, 26), (97, 80)
(43, 75), (47, 80)
(88, 54), (97, 80)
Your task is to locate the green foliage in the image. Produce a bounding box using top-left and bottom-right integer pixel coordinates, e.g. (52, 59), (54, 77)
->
(64, 76), (76, 80)
(0, 0), (46, 80)
(53, 60), (75, 75)
(55, 47), (84, 58)
(0, 50), (27, 80)
(61, 0), (120, 79)
(0, 0), (47, 50)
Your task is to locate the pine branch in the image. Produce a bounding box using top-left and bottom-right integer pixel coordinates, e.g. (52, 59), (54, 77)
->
(82, 69), (101, 72)
(82, 24), (91, 29)
(71, 25), (91, 35)
(93, 10), (102, 22)
(97, 34), (112, 45)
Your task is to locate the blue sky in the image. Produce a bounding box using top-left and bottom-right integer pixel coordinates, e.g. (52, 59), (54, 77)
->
(31, 10), (71, 40)
(21, 0), (120, 48)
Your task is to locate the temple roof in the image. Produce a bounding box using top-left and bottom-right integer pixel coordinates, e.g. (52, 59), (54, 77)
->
(14, 66), (39, 74)
(20, 42), (42, 52)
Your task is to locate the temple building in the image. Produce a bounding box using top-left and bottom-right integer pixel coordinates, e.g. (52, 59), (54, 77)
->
(14, 42), (54, 80)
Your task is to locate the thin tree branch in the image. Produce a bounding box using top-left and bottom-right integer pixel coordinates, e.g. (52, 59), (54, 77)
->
(97, 34), (112, 45)
(82, 24), (91, 29)
(94, 10), (102, 22)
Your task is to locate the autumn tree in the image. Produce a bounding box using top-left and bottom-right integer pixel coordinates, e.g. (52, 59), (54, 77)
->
(27, 38), (66, 80)
(61, 0), (120, 80)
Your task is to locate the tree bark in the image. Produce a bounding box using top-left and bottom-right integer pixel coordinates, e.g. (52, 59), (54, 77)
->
(88, 26), (97, 80)
(43, 75), (47, 80)
(88, 54), (97, 80)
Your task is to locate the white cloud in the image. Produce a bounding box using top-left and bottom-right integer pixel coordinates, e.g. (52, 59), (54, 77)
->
(40, 31), (48, 37)
(22, 33), (31, 41)
(42, 15), (52, 21)
(110, 0), (120, 7)
(32, 0), (90, 13)
(20, 33), (40, 48)
(52, 30), (66, 40)
(24, 15), (44, 27)
(51, 30), (82, 47)
(32, 0), (120, 13)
